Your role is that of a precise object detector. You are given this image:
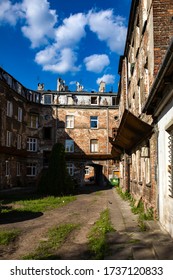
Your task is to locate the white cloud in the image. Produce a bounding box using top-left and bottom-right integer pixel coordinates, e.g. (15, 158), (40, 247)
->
(88, 9), (127, 54)
(0, 1), (127, 75)
(21, 0), (58, 48)
(0, 0), (23, 25)
(84, 54), (110, 73)
(36, 47), (80, 74)
(97, 74), (115, 85)
(55, 13), (87, 48)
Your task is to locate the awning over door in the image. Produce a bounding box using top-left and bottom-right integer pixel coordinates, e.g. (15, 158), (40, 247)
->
(110, 109), (153, 153)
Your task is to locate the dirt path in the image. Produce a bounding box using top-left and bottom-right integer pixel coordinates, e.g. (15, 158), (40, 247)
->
(0, 188), (110, 260)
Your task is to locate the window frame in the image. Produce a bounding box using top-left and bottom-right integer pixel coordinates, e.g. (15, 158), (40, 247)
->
(90, 139), (98, 153)
(44, 94), (52, 104)
(90, 116), (98, 129)
(6, 131), (12, 147)
(26, 163), (37, 176)
(91, 96), (98, 105)
(18, 107), (22, 122)
(66, 163), (74, 176)
(17, 162), (21, 176)
(7, 101), (13, 117)
(66, 115), (74, 128)
(17, 134), (22, 150)
(65, 140), (74, 153)
(27, 138), (38, 152)
(5, 161), (10, 176)
(30, 114), (39, 128)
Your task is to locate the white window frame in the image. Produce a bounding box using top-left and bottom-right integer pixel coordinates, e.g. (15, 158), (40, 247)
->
(27, 138), (38, 152)
(67, 163), (74, 176)
(65, 140), (74, 153)
(17, 162), (21, 176)
(17, 134), (22, 149)
(90, 116), (98, 129)
(26, 163), (37, 176)
(6, 131), (12, 147)
(7, 101), (13, 117)
(66, 115), (74, 128)
(18, 107), (22, 122)
(167, 127), (173, 197)
(90, 139), (98, 153)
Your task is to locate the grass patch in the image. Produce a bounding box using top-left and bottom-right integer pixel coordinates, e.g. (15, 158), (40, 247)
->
(1, 195), (76, 214)
(116, 187), (153, 231)
(23, 223), (78, 260)
(87, 209), (115, 259)
(0, 229), (20, 245)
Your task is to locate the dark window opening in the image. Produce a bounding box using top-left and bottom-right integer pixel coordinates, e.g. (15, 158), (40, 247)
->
(43, 127), (52, 140)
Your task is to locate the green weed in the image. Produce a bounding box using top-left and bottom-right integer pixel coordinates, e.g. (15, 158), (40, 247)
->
(87, 209), (115, 259)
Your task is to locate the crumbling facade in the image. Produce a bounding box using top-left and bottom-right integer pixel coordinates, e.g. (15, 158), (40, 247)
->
(0, 68), (119, 189)
(113, 0), (173, 226)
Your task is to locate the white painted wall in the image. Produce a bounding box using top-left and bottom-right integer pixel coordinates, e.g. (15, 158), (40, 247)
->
(158, 98), (173, 237)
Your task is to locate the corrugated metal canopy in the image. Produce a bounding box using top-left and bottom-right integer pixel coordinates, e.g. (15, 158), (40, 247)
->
(111, 109), (153, 153)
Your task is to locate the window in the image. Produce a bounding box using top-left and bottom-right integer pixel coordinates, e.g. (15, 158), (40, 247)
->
(17, 162), (21, 176)
(65, 140), (74, 152)
(27, 163), (37, 176)
(30, 114), (39, 128)
(6, 131), (12, 147)
(27, 138), (38, 152)
(43, 127), (52, 140)
(18, 107), (22, 122)
(5, 161), (10, 176)
(7, 101), (13, 117)
(17, 134), (22, 149)
(112, 97), (116, 106)
(85, 167), (90, 175)
(168, 128), (173, 197)
(44, 94), (52, 104)
(66, 115), (74, 128)
(90, 116), (98, 129)
(91, 96), (98, 105)
(67, 163), (74, 176)
(90, 139), (98, 153)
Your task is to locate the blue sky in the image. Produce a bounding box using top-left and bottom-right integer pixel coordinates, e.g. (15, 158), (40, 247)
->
(0, 0), (131, 92)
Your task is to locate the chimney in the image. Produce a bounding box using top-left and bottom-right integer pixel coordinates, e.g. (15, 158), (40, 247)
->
(99, 81), (106, 92)
(57, 78), (68, 91)
(37, 83), (44, 90)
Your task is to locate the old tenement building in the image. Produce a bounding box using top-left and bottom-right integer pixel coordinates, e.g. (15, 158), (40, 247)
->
(0, 69), (119, 189)
(1, 0), (173, 238)
(112, 0), (173, 237)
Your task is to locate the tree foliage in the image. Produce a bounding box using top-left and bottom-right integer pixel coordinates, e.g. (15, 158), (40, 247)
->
(37, 143), (74, 196)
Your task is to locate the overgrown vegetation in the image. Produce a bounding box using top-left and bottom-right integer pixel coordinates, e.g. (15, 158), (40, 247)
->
(116, 187), (153, 231)
(1, 195), (76, 214)
(37, 143), (75, 196)
(0, 229), (20, 245)
(87, 209), (115, 259)
(23, 223), (78, 260)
